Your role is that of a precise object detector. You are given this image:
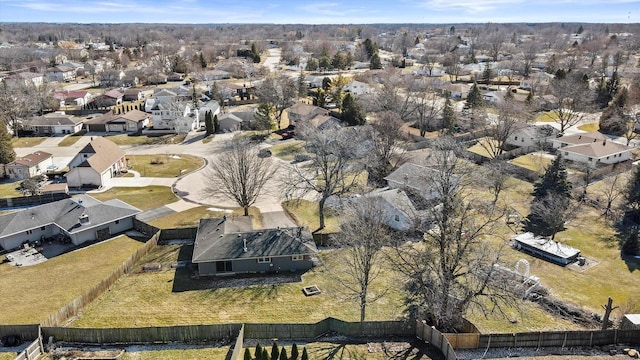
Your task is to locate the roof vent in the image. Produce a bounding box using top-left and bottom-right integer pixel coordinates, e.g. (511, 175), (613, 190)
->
(603, 140), (607, 146)
(79, 213), (90, 224)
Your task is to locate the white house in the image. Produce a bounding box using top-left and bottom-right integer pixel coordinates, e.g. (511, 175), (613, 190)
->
(343, 80), (373, 96)
(66, 137), (127, 188)
(46, 65), (76, 82)
(105, 109), (150, 133)
(26, 112), (84, 135)
(2, 72), (44, 89)
(5, 151), (52, 180)
(360, 188), (417, 231)
(506, 125), (559, 147)
(552, 132), (633, 166)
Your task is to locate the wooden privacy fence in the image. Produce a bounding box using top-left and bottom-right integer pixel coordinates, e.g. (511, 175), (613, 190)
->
(478, 329), (640, 349)
(40, 231), (160, 327)
(244, 318), (414, 339)
(159, 227), (198, 241)
(0, 325), (40, 342)
(415, 320), (457, 360)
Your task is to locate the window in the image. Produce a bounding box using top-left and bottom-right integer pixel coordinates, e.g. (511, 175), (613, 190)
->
(394, 214), (400, 222)
(83, 154), (88, 158)
(257, 257), (271, 263)
(216, 261), (232, 273)
(26, 230), (33, 235)
(564, 151), (568, 156)
(40, 226), (45, 231)
(514, 136), (518, 140)
(292, 255), (304, 261)
(114, 220), (120, 224)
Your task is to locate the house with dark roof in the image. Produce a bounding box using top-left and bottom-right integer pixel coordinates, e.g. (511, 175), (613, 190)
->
(0, 195), (141, 251)
(26, 112), (84, 135)
(92, 89), (124, 107)
(123, 88), (144, 102)
(105, 109), (150, 132)
(66, 137), (127, 188)
(84, 111), (115, 132)
(552, 132), (633, 166)
(5, 151), (52, 180)
(192, 216), (318, 276)
(384, 162), (457, 202)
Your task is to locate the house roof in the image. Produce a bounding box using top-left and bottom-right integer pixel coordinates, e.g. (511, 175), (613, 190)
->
(84, 111), (115, 125)
(192, 217), (317, 263)
(562, 140), (632, 159)
(308, 114), (342, 130)
(103, 89), (123, 99)
(365, 188), (417, 216)
(0, 195), (140, 240)
(123, 88), (142, 96)
(6, 151), (52, 167)
(75, 137), (125, 173)
(384, 162), (442, 194)
(114, 109), (150, 123)
(153, 89), (177, 97)
(53, 91), (89, 100)
(554, 132), (609, 145)
(287, 103), (327, 117)
(219, 113), (243, 123)
(29, 113), (83, 126)
(514, 124), (558, 139)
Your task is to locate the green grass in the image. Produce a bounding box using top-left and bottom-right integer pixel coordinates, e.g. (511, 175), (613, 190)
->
(89, 186), (177, 211)
(577, 123), (600, 132)
(148, 206), (262, 229)
(107, 134), (187, 146)
(282, 199), (341, 234)
(269, 140), (307, 161)
(535, 111), (558, 122)
(10, 137), (47, 148)
(0, 236), (144, 324)
(57, 130), (87, 146)
(0, 353), (17, 360)
(510, 153), (553, 173)
(246, 343), (429, 360)
(119, 347), (230, 360)
(126, 154), (204, 178)
(467, 137), (499, 158)
(0, 181), (22, 198)
(69, 247), (405, 327)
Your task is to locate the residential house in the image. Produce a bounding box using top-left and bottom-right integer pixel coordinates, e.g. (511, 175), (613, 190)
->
(506, 125), (559, 147)
(150, 101), (199, 133)
(306, 113), (342, 131)
(443, 83), (471, 100)
(26, 112), (84, 135)
(92, 89), (124, 107)
(123, 88), (144, 102)
(105, 109), (150, 132)
(5, 151), (52, 180)
(218, 113), (244, 132)
(53, 90), (92, 107)
(192, 216), (318, 277)
(552, 132), (633, 166)
(66, 137), (127, 188)
(286, 103), (329, 126)
(0, 195), (141, 251)
(357, 188), (417, 231)
(343, 80), (373, 96)
(385, 162), (457, 202)
(84, 111), (114, 132)
(198, 69), (230, 81)
(2, 72), (44, 89)
(167, 72), (185, 81)
(46, 65), (76, 82)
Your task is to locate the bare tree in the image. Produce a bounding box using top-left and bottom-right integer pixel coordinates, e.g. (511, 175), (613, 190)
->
(478, 96), (531, 158)
(204, 138), (276, 216)
(282, 126), (363, 230)
(528, 195), (575, 240)
(518, 41), (539, 78)
(597, 173), (625, 220)
(484, 160), (512, 205)
(366, 111), (408, 186)
(408, 78), (444, 136)
(389, 138), (516, 331)
(255, 74), (297, 129)
(546, 73), (593, 133)
(0, 82), (35, 137)
(332, 198), (390, 323)
(368, 67), (415, 120)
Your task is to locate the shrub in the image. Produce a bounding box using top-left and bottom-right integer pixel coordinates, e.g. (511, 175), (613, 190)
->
(279, 347), (288, 360)
(271, 342), (280, 360)
(244, 348), (252, 360)
(291, 343), (299, 360)
(301, 347), (309, 360)
(255, 343), (262, 359)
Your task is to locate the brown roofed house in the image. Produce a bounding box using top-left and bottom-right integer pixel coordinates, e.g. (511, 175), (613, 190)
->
(552, 132), (633, 166)
(66, 137), (127, 188)
(5, 151), (53, 180)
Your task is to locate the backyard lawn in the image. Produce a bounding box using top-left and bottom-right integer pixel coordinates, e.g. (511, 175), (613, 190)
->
(282, 199), (341, 234)
(57, 131), (87, 147)
(577, 122), (600, 132)
(89, 186), (177, 211)
(126, 154), (204, 177)
(0, 235), (144, 324)
(0, 180), (22, 198)
(269, 140), (307, 161)
(148, 206), (262, 229)
(467, 137), (500, 158)
(106, 134), (187, 146)
(11, 137), (47, 148)
(510, 153), (553, 173)
(535, 111), (558, 123)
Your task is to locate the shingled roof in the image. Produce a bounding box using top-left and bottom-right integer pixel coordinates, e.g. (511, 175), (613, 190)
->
(7, 151), (52, 167)
(192, 217), (317, 263)
(76, 137), (125, 173)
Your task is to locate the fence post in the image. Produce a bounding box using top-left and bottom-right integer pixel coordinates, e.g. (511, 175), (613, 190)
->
(562, 332), (567, 349)
(589, 332), (593, 347)
(537, 331), (542, 350)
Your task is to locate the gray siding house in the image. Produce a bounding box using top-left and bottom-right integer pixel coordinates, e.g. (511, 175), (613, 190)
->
(192, 216), (318, 276)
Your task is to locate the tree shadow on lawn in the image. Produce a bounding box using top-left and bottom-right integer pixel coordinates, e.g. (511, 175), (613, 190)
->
(621, 252), (640, 272)
(310, 338), (445, 360)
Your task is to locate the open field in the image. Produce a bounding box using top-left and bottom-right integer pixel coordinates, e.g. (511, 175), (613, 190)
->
(11, 137), (47, 148)
(148, 206), (262, 229)
(0, 180), (22, 198)
(282, 199), (341, 234)
(106, 134), (187, 146)
(89, 186), (177, 210)
(126, 154), (204, 178)
(69, 246), (406, 327)
(0, 236), (144, 324)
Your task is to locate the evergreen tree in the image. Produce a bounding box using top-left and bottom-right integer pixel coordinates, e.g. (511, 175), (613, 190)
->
(290, 344), (299, 360)
(301, 347), (309, 360)
(370, 52), (382, 70)
(599, 87), (628, 135)
(199, 53), (207, 69)
(482, 63), (493, 85)
(279, 348), (288, 360)
(244, 348), (252, 360)
(442, 96), (456, 133)
(465, 82), (484, 109)
(204, 110), (214, 136)
(620, 161), (640, 255)
(341, 93), (365, 126)
(262, 348), (269, 360)
(297, 71), (307, 98)
(526, 154), (573, 239)
(254, 103), (275, 132)
(525, 90), (534, 106)
(0, 123), (16, 164)
(271, 342), (279, 360)
(255, 343), (263, 359)
(306, 58), (318, 71)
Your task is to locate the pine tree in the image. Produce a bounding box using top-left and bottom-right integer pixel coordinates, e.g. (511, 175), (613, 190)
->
(254, 103), (275, 132)
(290, 344), (299, 360)
(442, 96), (456, 133)
(255, 343), (263, 359)
(341, 93), (365, 126)
(262, 348), (269, 360)
(370, 52), (382, 70)
(297, 71), (307, 98)
(244, 348), (252, 360)
(271, 342), (279, 360)
(623, 165), (640, 225)
(532, 154), (572, 200)
(482, 63), (493, 85)
(279, 348), (288, 360)
(0, 123), (16, 164)
(465, 82), (484, 109)
(301, 347), (309, 360)
(213, 114), (220, 133)
(204, 110), (214, 136)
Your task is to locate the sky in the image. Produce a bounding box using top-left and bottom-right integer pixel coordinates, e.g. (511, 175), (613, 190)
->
(0, 0), (639, 24)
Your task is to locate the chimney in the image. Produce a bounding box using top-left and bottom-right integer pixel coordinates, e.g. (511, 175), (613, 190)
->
(243, 239), (247, 252)
(593, 138), (597, 142)
(79, 213), (90, 225)
(578, 135), (581, 139)
(603, 139), (607, 146)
